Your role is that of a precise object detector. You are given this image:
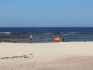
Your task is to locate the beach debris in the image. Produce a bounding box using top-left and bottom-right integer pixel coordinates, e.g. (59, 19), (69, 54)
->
(0, 54), (33, 59)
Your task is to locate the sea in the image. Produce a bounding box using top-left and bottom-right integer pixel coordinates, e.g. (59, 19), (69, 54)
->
(0, 27), (93, 43)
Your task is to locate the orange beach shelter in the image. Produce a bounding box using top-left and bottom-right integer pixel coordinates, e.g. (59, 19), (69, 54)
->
(54, 37), (61, 42)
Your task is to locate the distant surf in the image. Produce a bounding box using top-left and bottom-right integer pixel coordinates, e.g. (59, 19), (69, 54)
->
(0, 27), (93, 43)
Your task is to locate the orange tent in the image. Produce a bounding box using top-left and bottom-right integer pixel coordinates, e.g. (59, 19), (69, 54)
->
(54, 37), (61, 42)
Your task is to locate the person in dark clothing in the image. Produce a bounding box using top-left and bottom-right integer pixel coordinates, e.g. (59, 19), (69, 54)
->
(62, 38), (65, 42)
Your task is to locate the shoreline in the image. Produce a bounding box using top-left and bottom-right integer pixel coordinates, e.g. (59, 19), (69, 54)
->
(0, 42), (93, 58)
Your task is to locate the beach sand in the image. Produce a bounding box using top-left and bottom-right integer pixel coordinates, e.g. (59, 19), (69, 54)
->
(0, 42), (93, 70)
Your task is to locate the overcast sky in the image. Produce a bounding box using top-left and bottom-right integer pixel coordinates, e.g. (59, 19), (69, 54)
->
(0, 0), (93, 27)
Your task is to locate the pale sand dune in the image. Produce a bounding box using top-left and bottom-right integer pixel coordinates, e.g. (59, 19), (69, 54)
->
(0, 42), (93, 70)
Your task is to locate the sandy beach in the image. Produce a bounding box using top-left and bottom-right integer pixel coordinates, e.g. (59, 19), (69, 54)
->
(0, 42), (93, 70)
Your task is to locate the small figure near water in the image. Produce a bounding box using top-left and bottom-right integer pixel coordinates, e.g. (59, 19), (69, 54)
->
(62, 38), (65, 42)
(0, 38), (1, 43)
(29, 35), (33, 42)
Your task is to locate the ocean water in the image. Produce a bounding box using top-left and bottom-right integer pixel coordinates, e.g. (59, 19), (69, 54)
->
(0, 27), (93, 43)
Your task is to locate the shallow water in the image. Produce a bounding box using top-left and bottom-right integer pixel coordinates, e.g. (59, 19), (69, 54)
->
(0, 27), (93, 43)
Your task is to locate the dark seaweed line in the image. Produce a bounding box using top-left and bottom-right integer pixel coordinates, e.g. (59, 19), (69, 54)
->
(0, 54), (33, 59)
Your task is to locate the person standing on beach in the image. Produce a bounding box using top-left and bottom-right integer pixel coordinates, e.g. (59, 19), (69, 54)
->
(29, 35), (33, 42)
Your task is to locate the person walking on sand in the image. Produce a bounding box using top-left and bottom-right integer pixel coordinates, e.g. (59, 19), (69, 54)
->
(29, 35), (33, 42)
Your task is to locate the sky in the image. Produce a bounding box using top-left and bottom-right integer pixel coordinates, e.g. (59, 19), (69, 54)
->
(0, 0), (93, 27)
